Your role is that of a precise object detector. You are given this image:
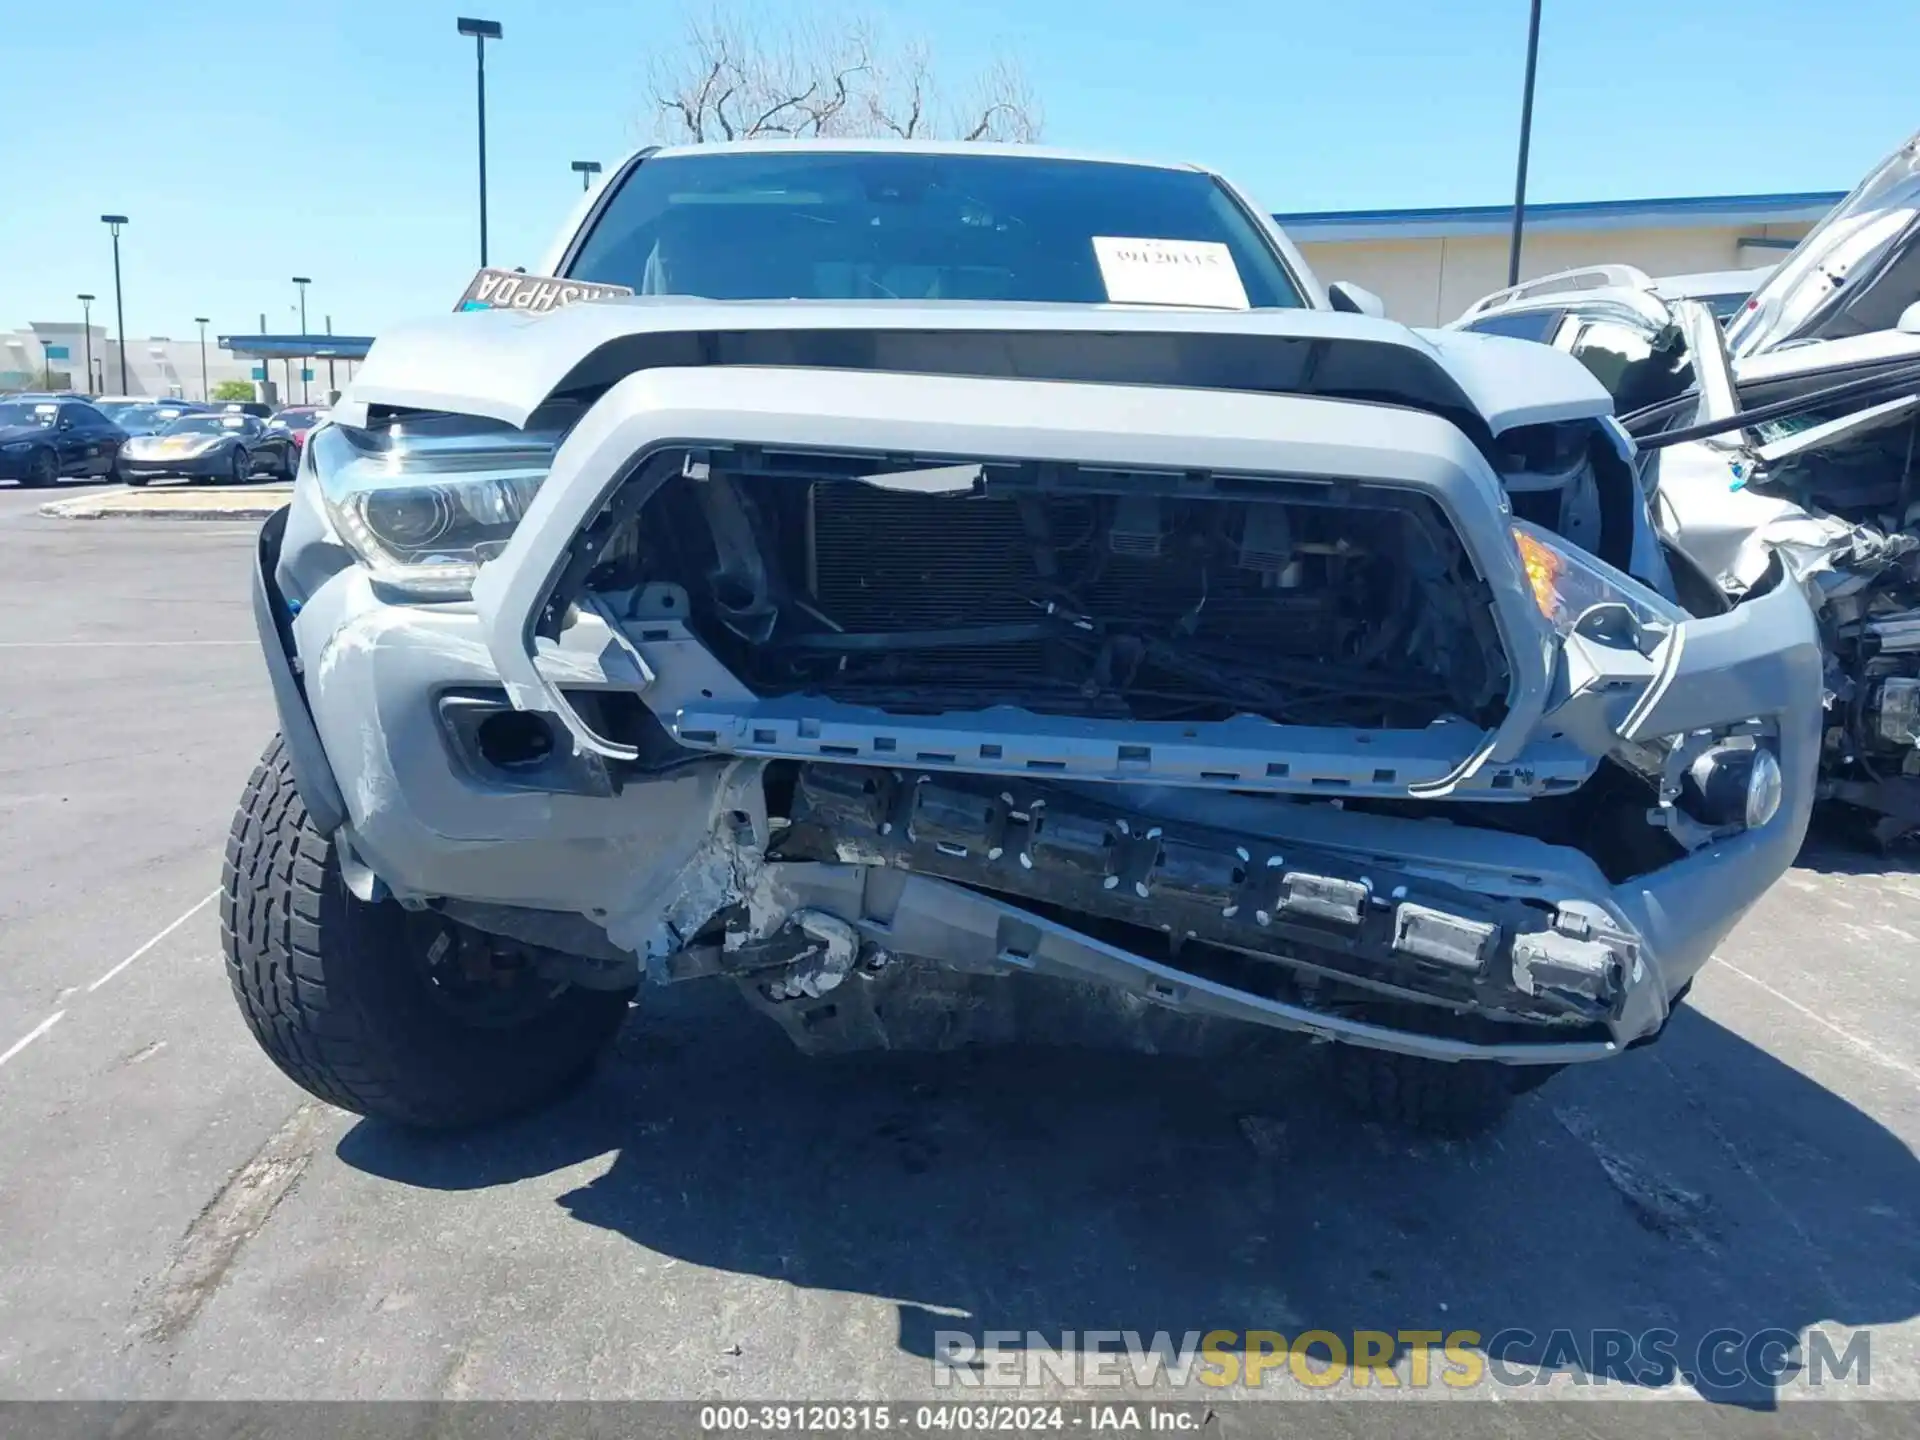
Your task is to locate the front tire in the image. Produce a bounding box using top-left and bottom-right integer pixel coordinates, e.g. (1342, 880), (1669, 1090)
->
(22, 448), (57, 488)
(220, 736), (634, 1129)
(229, 448), (248, 485)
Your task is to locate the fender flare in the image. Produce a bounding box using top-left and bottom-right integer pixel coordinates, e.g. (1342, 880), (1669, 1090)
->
(251, 505), (349, 836)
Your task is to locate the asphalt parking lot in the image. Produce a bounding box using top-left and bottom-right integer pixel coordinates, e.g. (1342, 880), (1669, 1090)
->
(1, 483), (1917, 1416)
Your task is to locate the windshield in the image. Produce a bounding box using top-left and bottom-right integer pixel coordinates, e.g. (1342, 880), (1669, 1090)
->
(0, 402), (56, 428)
(566, 150), (1305, 308)
(165, 415), (245, 436)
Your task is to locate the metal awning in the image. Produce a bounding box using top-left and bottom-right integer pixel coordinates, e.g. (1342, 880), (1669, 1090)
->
(218, 333), (375, 360)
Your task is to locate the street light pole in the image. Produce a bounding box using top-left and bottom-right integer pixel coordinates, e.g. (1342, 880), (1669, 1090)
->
(1506, 0), (1544, 287)
(457, 18), (504, 266)
(571, 159), (602, 192)
(100, 215), (129, 394)
(291, 277), (311, 403)
(77, 294), (95, 396)
(325, 315), (336, 395)
(194, 317), (211, 402)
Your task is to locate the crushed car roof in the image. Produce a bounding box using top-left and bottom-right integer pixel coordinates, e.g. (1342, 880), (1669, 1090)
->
(337, 299), (1612, 438)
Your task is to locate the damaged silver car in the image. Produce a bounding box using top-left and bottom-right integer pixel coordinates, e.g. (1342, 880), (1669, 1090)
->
(222, 141), (1821, 1136)
(1457, 132), (1920, 839)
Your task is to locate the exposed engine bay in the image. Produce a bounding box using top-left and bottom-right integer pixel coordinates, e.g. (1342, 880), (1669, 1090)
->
(565, 450), (1512, 732)
(1626, 323), (1920, 840)
(1742, 404), (1920, 836)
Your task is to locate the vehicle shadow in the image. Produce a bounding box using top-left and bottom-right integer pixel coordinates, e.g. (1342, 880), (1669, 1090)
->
(1794, 813), (1920, 878)
(338, 979), (1920, 1407)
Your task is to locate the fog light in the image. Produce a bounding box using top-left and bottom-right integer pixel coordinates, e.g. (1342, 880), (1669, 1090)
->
(475, 708), (556, 770)
(1681, 744), (1782, 830)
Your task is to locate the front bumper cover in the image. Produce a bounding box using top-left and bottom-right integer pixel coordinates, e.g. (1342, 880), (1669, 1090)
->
(0, 446), (46, 479)
(119, 446), (239, 478)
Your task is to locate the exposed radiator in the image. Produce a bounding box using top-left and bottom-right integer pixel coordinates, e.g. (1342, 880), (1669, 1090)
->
(805, 486), (1336, 652)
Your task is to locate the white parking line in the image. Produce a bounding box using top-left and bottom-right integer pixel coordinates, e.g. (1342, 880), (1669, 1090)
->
(1717, 960), (1920, 1083)
(0, 1013), (64, 1070)
(88, 891), (219, 993)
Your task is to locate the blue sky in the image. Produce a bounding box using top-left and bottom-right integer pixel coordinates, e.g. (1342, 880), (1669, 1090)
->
(5, 0), (1915, 340)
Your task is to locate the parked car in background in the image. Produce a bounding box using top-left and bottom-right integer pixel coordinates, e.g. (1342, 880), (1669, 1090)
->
(221, 400), (273, 419)
(1455, 263), (1776, 338)
(111, 401), (210, 437)
(224, 140), (1821, 1139)
(92, 399), (145, 426)
(1447, 264), (1779, 416)
(0, 398), (128, 487)
(266, 405), (329, 453)
(118, 411), (293, 485)
(95, 396), (201, 423)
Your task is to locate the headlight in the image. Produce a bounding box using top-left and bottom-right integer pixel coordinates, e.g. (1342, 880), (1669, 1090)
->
(1510, 520), (1685, 633)
(1, 441), (31, 453)
(310, 407), (577, 598)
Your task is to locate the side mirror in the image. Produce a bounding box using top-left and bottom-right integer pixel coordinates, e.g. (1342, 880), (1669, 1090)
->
(57, 417), (74, 430)
(1327, 281), (1386, 319)
(1898, 300), (1920, 335)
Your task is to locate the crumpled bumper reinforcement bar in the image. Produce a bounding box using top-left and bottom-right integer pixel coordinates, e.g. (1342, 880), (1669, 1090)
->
(753, 764), (1643, 1043)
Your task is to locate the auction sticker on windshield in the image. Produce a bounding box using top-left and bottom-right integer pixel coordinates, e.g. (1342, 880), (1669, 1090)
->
(1092, 237), (1250, 310)
(457, 268), (635, 314)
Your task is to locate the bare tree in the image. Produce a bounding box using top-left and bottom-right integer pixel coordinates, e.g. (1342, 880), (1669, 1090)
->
(649, 9), (1041, 146)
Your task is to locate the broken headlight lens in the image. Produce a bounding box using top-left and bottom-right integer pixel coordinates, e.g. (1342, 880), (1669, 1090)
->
(311, 408), (577, 599)
(1511, 520), (1684, 634)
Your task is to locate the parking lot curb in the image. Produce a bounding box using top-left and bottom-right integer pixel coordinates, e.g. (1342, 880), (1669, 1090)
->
(38, 484), (291, 522)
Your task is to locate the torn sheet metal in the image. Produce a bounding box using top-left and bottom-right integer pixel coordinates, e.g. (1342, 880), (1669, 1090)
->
(1652, 436), (1920, 600)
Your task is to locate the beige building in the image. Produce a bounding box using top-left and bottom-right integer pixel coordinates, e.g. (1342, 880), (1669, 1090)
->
(0, 322), (255, 399)
(1275, 191), (1847, 326)
(0, 322), (364, 403)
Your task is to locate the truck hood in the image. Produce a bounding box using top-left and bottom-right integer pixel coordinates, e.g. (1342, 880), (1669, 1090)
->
(334, 298), (1610, 440)
(1726, 130), (1920, 360)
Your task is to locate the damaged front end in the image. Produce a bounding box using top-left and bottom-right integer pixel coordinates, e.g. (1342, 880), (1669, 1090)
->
(272, 358), (1821, 1072)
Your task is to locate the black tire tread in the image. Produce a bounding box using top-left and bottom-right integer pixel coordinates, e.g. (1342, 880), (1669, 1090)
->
(220, 735), (631, 1129)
